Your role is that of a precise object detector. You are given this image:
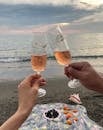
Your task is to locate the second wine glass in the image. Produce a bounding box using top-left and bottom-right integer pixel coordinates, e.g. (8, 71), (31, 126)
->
(31, 32), (47, 97)
(47, 25), (79, 88)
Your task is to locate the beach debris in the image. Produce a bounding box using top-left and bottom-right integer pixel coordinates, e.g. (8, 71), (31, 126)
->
(63, 105), (78, 125)
(66, 119), (72, 125)
(45, 109), (59, 119)
(68, 79), (80, 88)
(63, 106), (71, 111)
(72, 109), (78, 113)
(73, 117), (78, 122)
(66, 113), (73, 119)
(69, 93), (82, 104)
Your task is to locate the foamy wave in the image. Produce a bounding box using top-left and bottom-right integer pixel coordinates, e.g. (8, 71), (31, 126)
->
(0, 57), (30, 63)
(73, 55), (103, 59)
(0, 55), (103, 63)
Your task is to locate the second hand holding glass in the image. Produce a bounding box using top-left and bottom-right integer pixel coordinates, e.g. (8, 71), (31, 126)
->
(31, 32), (47, 97)
(47, 25), (79, 88)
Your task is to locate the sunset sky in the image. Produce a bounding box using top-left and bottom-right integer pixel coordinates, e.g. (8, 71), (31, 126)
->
(0, 0), (103, 35)
(0, 0), (103, 6)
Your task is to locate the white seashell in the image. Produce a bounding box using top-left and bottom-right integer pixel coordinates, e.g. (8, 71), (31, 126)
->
(69, 93), (82, 104)
(68, 79), (81, 88)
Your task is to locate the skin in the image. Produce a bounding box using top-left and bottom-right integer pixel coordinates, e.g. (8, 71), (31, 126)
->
(0, 74), (46, 130)
(0, 62), (103, 130)
(65, 62), (103, 93)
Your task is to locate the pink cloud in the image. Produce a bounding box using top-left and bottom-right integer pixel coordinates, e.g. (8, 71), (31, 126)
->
(0, 23), (83, 35)
(0, 24), (54, 35)
(63, 29), (82, 34)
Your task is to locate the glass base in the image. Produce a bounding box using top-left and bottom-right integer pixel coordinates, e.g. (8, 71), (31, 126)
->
(68, 79), (80, 88)
(38, 88), (46, 97)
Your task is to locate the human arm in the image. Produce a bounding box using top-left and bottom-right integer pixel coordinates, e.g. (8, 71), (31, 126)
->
(0, 74), (46, 130)
(65, 62), (103, 93)
(0, 110), (31, 130)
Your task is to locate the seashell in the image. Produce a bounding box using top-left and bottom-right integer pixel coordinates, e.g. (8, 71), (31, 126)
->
(69, 93), (82, 104)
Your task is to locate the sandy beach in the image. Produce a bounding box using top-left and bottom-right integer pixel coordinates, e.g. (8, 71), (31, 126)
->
(0, 77), (103, 127)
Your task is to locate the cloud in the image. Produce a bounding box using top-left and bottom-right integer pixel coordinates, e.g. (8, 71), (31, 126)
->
(0, 0), (103, 10)
(67, 11), (103, 33)
(0, 23), (79, 35)
(0, 4), (96, 28)
(0, 24), (54, 35)
(0, 1), (103, 35)
(73, 0), (103, 10)
(74, 11), (103, 24)
(80, 0), (103, 6)
(0, 0), (72, 5)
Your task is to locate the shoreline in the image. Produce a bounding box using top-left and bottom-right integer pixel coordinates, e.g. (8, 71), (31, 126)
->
(0, 77), (103, 127)
(0, 58), (103, 82)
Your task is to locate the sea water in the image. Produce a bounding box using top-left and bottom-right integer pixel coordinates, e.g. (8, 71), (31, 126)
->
(0, 33), (103, 81)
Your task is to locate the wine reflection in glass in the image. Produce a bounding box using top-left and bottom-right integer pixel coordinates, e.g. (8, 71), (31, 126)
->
(47, 25), (79, 88)
(31, 32), (47, 97)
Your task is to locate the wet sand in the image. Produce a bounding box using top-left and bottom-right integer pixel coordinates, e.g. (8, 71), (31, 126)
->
(0, 77), (103, 127)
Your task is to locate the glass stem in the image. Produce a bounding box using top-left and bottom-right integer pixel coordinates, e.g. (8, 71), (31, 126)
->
(37, 71), (40, 75)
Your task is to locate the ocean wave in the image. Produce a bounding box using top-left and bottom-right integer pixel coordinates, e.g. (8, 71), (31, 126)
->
(0, 57), (30, 63)
(0, 55), (103, 63)
(72, 55), (103, 59)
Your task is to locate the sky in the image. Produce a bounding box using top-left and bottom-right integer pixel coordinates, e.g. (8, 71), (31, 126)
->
(0, 0), (103, 35)
(0, 0), (103, 6)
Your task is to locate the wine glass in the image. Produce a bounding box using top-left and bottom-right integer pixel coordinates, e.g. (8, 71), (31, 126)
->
(31, 32), (47, 97)
(47, 25), (79, 88)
